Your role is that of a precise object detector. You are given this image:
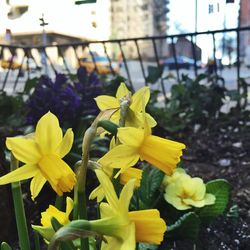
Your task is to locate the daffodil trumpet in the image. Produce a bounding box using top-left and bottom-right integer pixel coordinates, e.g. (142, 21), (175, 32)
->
(99, 126), (186, 176)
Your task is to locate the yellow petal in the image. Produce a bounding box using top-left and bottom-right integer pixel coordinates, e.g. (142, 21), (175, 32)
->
(119, 178), (136, 214)
(55, 128), (74, 158)
(129, 209), (166, 244)
(117, 127), (144, 147)
(109, 136), (116, 150)
(146, 113), (157, 128)
(30, 171), (47, 200)
(116, 82), (129, 99)
(125, 109), (144, 128)
(120, 168), (142, 188)
(191, 178), (206, 200)
(95, 169), (119, 212)
(89, 185), (105, 202)
(66, 197), (74, 216)
(35, 112), (63, 154)
(0, 164), (38, 185)
(182, 198), (205, 208)
(130, 86), (150, 112)
(6, 137), (41, 164)
(99, 145), (140, 171)
(204, 193), (216, 205)
(41, 205), (69, 227)
(164, 183), (191, 210)
(95, 96), (120, 110)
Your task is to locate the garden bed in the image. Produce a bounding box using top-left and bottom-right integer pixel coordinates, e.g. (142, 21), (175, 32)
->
(166, 110), (250, 249)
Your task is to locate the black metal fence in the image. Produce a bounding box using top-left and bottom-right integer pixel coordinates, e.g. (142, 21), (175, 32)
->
(0, 26), (250, 105)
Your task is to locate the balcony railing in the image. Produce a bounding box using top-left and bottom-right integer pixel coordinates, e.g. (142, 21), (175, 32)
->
(0, 26), (249, 106)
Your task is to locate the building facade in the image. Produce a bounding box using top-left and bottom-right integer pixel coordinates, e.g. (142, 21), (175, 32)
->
(239, 0), (250, 65)
(110, 0), (169, 59)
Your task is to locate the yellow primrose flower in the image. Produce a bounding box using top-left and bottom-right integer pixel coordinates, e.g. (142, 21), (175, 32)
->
(95, 82), (156, 128)
(99, 126), (186, 176)
(0, 112), (76, 199)
(32, 197), (73, 241)
(164, 174), (216, 210)
(89, 166), (142, 202)
(90, 170), (166, 249)
(162, 168), (187, 187)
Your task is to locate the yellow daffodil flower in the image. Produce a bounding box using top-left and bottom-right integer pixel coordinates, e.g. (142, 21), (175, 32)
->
(32, 197), (73, 241)
(0, 112), (76, 199)
(90, 170), (166, 249)
(95, 82), (156, 128)
(119, 167), (142, 187)
(89, 166), (142, 202)
(164, 173), (216, 210)
(99, 126), (186, 176)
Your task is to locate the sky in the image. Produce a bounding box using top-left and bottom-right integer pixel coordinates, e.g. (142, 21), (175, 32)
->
(168, 0), (240, 62)
(168, 0), (240, 34)
(0, 0), (241, 62)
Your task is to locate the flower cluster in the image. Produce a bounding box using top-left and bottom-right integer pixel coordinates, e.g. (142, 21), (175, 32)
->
(0, 82), (221, 249)
(26, 67), (102, 127)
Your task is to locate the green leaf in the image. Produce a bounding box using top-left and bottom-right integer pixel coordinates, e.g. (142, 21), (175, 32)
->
(23, 77), (38, 94)
(167, 212), (200, 241)
(137, 165), (164, 208)
(198, 179), (231, 223)
(146, 65), (164, 84)
(1, 242), (12, 250)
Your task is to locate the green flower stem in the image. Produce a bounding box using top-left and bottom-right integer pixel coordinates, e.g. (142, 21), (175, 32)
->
(77, 190), (89, 250)
(10, 154), (31, 250)
(73, 184), (78, 220)
(76, 121), (98, 250)
(33, 231), (41, 250)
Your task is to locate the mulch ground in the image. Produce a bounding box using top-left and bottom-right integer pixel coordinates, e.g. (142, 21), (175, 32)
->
(164, 110), (250, 250)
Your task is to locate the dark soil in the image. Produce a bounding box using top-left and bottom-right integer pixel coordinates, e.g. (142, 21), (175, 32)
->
(165, 110), (250, 250)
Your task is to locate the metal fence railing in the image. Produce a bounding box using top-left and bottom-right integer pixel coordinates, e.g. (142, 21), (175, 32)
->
(0, 26), (250, 105)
